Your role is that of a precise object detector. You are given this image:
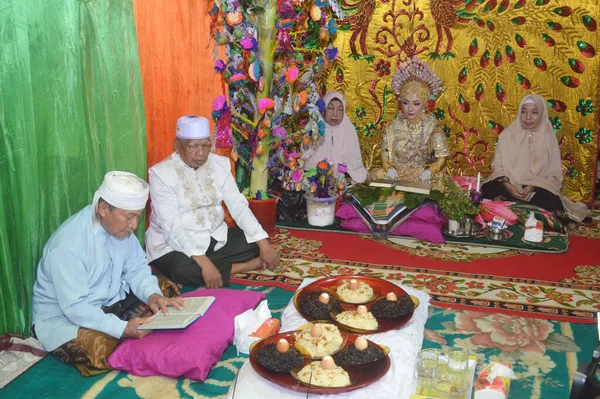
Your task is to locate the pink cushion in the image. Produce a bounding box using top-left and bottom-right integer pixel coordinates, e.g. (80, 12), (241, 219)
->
(390, 204), (445, 243)
(390, 219), (445, 243)
(108, 289), (265, 381)
(337, 202), (445, 242)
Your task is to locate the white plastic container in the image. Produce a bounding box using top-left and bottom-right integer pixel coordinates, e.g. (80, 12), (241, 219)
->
(305, 194), (338, 226)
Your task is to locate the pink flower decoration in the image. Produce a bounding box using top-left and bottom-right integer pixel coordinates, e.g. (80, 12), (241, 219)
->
(213, 95), (227, 112)
(452, 175), (477, 190)
(285, 66), (299, 83)
(240, 37), (256, 51)
(477, 199), (518, 226)
(455, 311), (553, 354)
(272, 126), (287, 138)
(214, 59), (226, 73)
(230, 73), (246, 82)
(258, 98), (275, 114)
(291, 169), (304, 182)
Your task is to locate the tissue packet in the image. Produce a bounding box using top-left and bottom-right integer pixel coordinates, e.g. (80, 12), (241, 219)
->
(491, 216), (506, 229)
(474, 362), (515, 399)
(233, 300), (272, 355)
(524, 211), (543, 242)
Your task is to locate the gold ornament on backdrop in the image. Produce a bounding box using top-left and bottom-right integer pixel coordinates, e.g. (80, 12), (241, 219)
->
(328, 0), (599, 201)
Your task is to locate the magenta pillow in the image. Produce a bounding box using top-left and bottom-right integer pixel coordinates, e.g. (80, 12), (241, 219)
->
(108, 289), (265, 381)
(390, 219), (445, 243)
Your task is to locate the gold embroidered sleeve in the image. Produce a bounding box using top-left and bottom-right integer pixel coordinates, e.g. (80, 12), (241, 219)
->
(432, 129), (450, 158)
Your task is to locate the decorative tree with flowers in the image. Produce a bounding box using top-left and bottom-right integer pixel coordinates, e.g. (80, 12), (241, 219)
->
(210, 0), (344, 194)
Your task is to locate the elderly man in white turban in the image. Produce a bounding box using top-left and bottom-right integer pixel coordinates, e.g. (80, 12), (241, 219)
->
(146, 115), (280, 289)
(32, 171), (184, 375)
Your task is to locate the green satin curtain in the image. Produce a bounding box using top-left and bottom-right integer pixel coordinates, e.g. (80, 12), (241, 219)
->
(0, 1), (146, 336)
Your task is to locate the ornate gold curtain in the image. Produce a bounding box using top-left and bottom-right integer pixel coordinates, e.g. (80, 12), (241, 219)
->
(328, 0), (598, 201)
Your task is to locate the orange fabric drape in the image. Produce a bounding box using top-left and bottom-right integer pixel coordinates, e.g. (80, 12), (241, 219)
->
(133, 0), (224, 170)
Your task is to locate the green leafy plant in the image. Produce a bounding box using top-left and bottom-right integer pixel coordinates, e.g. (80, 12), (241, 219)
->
(437, 178), (480, 220)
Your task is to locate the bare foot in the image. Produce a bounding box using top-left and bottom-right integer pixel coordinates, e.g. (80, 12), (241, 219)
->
(231, 257), (262, 274)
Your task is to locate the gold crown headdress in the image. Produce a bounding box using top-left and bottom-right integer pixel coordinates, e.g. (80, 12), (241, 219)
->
(391, 57), (443, 102)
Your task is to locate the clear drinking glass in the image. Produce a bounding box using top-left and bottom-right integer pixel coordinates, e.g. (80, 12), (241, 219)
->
(434, 349), (470, 398)
(416, 349), (440, 395)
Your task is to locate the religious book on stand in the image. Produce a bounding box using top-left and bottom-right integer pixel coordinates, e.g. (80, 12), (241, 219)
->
(137, 296), (216, 330)
(393, 180), (431, 195)
(368, 179), (431, 195)
(368, 179), (396, 188)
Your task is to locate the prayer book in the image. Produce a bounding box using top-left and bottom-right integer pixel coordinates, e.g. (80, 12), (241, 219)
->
(368, 179), (396, 188)
(368, 179), (431, 195)
(393, 180), (431, 195)
(137, 296), (216, 330)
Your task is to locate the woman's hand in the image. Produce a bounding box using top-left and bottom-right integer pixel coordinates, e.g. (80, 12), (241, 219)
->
(387, 167), (398, 179)
(503, 182), (526, 201)
(427, 157), (447, 174)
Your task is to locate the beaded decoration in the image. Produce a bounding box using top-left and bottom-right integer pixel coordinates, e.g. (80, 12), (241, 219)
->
(391, 57), (443, 102)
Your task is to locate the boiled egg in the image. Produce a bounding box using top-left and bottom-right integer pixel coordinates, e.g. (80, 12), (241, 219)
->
(321, 355), (335, 370)
(318, 292), (330, 304)
(349, 279), (359, 290)
(386, 292), (398, 301)
(276, 338), (290, 353)
(310, 324), (322, 337)
(357, 305), (368, 315)
(354, 337), (368, 351)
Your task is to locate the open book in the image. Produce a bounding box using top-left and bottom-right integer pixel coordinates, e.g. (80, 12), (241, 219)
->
(369, 179), (431, 195)
(393, 180), (431, 195)
(138, 296), (216, 330)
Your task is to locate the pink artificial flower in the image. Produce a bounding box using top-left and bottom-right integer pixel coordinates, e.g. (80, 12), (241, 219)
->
(291, 169), (304, 182)
(478, 199), (518, 225)
(453, 175), (477, 190)
(258, 98), (275, 114)
(284, 66), (299, 83)
(240, 37), (257, 51)
(213, 95), (227, 112)
(230, 73), (246, 82)
(214, 59), (226, 73)
(272, 126), (287, 138)
(455, 311), (553, 354)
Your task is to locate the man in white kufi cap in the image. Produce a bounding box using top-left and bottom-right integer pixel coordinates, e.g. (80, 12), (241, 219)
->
(32, 171), (184, 373)
(146, 115), (280, 289)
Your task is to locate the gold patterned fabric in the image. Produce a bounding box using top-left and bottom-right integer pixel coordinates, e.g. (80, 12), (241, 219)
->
(382, 113), (449, 172)
(328, 0), (599, 201)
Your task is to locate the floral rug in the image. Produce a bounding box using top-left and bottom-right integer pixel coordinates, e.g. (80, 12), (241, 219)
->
(3, 285), (594, 399)
(233, 257), (600, 324)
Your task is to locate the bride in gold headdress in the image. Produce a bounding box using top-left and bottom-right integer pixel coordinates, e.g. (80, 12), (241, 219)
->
(370, 57), (449, 186)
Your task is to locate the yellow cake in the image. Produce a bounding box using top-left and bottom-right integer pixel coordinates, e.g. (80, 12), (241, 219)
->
(296, 361), (351, 388)
(336, 281), (374, 303)
(335, 309), (378, 330)
(295, 323), (344, 358)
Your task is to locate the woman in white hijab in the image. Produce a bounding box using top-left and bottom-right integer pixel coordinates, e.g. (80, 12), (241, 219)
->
(482, 94), (589, 222)
(303, 91), (368, 183)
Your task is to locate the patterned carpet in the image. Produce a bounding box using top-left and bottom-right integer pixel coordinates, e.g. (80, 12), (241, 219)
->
(232, 229), (600, 323)
(4, 285), (595, 399)
(5, 217), (599, 398)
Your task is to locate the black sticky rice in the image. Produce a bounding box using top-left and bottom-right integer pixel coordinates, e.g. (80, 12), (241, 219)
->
(333, 343), (384, 366)
(298, 291), (342, 321)
(255, 343), (304, 372)
(370, 295), (414, 318)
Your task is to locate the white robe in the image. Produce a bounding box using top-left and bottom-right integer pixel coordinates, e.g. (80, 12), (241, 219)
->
(146, 153), (268, 262)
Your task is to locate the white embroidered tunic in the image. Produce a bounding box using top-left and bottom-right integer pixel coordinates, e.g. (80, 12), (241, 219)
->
(146, 153), (268, 262)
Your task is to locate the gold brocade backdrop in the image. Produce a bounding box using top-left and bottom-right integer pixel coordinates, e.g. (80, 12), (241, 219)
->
(327, 0), (599, 202)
